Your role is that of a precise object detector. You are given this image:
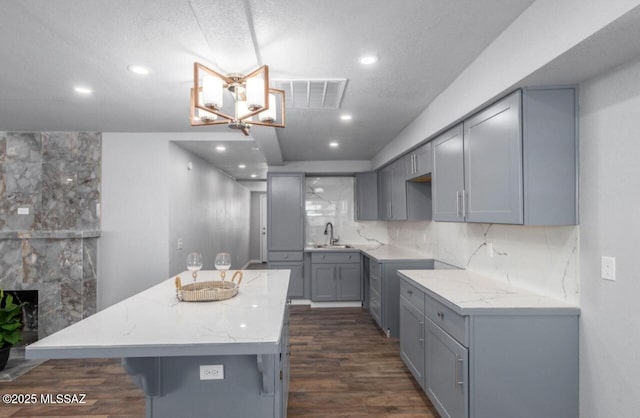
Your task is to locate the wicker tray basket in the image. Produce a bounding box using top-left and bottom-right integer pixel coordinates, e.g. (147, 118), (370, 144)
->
(175, 271), (243, 302)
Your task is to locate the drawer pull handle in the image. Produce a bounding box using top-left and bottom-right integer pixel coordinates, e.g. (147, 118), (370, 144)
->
(437, 311), (444, 319)
(322, 255), (325, 259)
(284, 255), (289, 259)
(455, 355), (464, 385)
(418, 321), (425, 344)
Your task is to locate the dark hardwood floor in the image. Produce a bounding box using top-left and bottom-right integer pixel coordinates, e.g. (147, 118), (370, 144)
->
(0, 306), (438, 417)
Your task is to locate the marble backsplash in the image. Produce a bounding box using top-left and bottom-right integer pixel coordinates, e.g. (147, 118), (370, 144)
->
(388, 221), (579, 305)
(305, 177), (388, 247)
(0, 131), (101, 336)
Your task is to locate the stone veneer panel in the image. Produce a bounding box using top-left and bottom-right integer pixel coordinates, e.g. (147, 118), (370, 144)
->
(0, 131), (101, 337)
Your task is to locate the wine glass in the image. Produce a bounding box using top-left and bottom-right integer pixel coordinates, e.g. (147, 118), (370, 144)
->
(186, 252), (203, 282)
(214, 252), (231, 281)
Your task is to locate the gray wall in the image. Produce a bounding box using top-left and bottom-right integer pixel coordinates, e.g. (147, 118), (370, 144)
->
(249, 192), (264, 261)
(99, 133), (170, 309)
(578, 56), (640, 418)
(168, 142), (250, 275)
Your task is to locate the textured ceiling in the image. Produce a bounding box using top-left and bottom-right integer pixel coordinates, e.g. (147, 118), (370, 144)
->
(0, 0), (537, 164)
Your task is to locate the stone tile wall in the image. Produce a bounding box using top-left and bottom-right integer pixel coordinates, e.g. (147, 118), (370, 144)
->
(0, 132), (100, 337)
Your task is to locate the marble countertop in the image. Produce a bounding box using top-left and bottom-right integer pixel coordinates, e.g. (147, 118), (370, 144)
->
(0, 230), (101, 239)
(304, 244), (432, 262)
(26, 270), (290, 359)
(398, 269), (580, 316)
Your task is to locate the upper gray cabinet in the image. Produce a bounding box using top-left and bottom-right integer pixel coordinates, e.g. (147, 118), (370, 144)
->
(378, 160), (407, 221)
(406, 142), (433, 180)
(267, 173), (304, 252)
(355, 171), (378, 221)
(433, 87), (577, 225)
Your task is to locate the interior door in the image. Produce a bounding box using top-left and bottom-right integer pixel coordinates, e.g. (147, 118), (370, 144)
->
(259, 193), (267, 262)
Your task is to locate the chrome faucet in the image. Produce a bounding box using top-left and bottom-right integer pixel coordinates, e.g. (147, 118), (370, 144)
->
(323, 222), (339, 245)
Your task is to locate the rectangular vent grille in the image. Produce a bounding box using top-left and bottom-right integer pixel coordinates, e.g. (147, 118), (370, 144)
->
(272, 79), (348, 109)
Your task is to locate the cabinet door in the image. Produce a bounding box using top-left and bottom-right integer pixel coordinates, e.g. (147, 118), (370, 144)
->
(268, 174), (304, 251)
(425, 318), (468, 418)
(432, 125), (464, 222)
(464, 91), (523, 224)
(413, 142), (433, 178)
(355, 171), (378, 220)
(400, 297), (425, 390)
(336, 263), (361, 301)
(268, 261), (304, 299)
(311, 264), (336, 301)
(378, 166), (392, 220)
(390, 159), (407, 220)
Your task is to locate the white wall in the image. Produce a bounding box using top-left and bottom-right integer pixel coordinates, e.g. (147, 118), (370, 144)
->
(99, 133), (170, 309)
(578, 56), (640, 418)
(168, 143), (250, 275)
(374, 0), (640, 168)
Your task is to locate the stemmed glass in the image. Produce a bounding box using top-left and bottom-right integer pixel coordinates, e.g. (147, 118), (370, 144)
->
(214, 252), (231, 281)
(186, 252), (203, 282)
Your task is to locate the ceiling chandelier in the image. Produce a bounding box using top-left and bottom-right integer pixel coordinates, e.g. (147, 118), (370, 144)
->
(190, 62), (286, 136)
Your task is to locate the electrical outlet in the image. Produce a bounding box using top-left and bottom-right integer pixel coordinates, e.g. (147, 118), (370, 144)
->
(601, 256), (616, 281)
(17, 207), (29, 215)
(200, 364), (224, 380)
(177, 238), (183, 250)
(486, 242), (494, 258)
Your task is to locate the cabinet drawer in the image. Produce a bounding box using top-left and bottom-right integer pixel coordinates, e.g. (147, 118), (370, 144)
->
(424, 294), (469, 347)
(268, 251), (303, 262)
(311, 252), (359, 264)
(400, 279), (425, 314)
(369, 258), (381, 276)
(370, 287), (382, 326)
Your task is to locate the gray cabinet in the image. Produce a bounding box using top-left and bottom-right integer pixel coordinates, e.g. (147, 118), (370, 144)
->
(378, 165), (392, 220)
(400, 292), (426, 390)
(355, 171), (378, 220)
(397, 275), (579, 418)
(311, 252), (361, 302)
(366, 257), (433, 337)
(432, 87), (577, 225)
(390, 159), (407, 220)
(269, 261), (304, 298)
(432, 125), (465, 222)
(464, 91), (523, 224)
(425, 317), (468, 418)
(406, 142), (433, 180)
(267, 173), (305, 299)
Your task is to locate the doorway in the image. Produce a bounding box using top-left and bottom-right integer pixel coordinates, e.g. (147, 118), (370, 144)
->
(259, 193), (268, 262)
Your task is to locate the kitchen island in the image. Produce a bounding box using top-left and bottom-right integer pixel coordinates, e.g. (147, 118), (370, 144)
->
(27, 269), (291, 418)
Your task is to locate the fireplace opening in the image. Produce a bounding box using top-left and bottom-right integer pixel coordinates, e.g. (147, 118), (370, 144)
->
(2, 290), (38, 348)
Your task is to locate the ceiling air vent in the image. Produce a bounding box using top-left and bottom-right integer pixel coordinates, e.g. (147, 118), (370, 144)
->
(272, 79), (348, 109)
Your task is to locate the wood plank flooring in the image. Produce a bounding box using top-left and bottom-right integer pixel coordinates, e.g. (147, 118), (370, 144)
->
(0, 306), (438, 417)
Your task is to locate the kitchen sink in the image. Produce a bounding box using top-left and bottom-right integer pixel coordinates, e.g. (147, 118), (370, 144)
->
(313, 244), (353, 249)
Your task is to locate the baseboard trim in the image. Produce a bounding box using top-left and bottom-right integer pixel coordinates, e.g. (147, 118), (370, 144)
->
(289, 299), (311, 305)
(248, 259), (262, 265)
(309, 301), (362, 308)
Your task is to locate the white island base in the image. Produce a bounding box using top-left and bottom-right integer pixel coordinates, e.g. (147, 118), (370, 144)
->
(27, 270), (291, 418)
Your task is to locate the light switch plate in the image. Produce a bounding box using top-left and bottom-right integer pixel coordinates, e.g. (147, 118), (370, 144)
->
(200, 364), (224, 380)
(601, 256), (616, 281)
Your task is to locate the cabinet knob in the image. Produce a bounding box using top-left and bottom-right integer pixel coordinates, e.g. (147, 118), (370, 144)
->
(407, 290), (413, 296)
(437, 311), (444, 319)
(284, 255), (289, 259)
(322, 255), (326, 259)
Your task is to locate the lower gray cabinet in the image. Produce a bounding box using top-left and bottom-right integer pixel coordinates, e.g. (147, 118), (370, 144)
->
(311, 252), (361, 302)
(269, 261), (304, 299)
(399, 295), (426, 390)
(425, 317), (468, 418)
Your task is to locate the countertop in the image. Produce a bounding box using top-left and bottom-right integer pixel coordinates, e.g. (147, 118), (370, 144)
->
(304, 244), (432, 262)
(398, 269), (580, 316)
(26, 269), (290, 359)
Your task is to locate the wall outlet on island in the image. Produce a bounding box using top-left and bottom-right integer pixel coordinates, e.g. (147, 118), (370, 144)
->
(177, 238), (183, 250)
(601, 256), (616, 281)
(200, 364), (224, 380)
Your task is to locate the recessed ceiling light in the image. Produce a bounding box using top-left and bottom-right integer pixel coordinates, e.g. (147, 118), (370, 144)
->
(340, 114), (352, 121)
(250, 173), (257, 178)
(127, 64), (150, 75)
(329, 141), (339, 148)
(359, 55), (378, 65)
(238, 164), (246, 169)
(216, 145), (226, 151)
(74, 86), (93, 95)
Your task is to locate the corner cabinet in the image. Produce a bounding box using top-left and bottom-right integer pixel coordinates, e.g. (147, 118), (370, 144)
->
(310, 252), (361, 302)
(433, 87), (577, 225)
(398, 274), (579, 418)
(267, 173), (305, 298)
